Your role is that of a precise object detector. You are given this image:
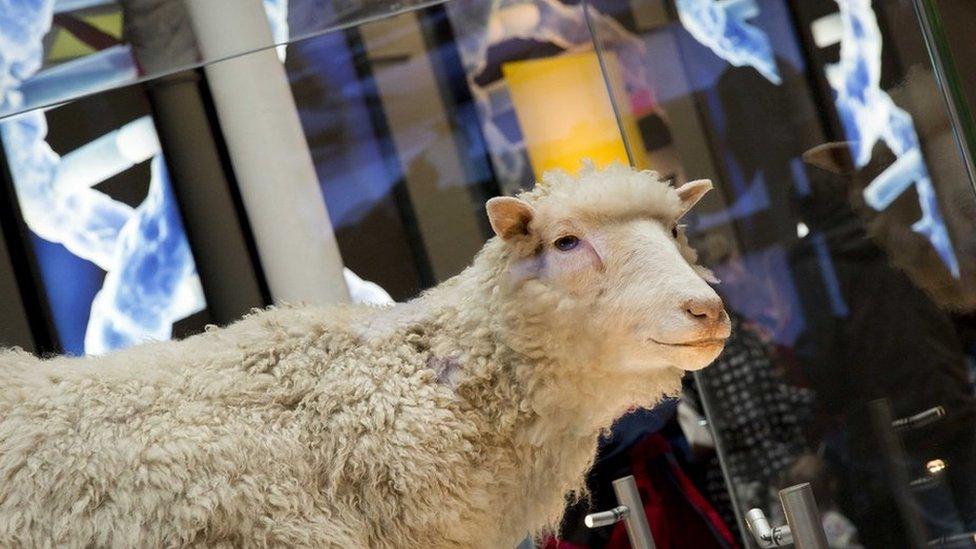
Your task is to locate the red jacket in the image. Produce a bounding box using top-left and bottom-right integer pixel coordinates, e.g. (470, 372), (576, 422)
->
(545, 433), (737, 549)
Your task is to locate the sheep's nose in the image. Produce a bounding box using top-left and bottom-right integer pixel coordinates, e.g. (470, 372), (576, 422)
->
(683, 297), (724, 324)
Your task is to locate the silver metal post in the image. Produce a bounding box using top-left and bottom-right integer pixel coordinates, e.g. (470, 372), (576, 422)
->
(927, 532), (976, 547)
(745, 483), (830, 548)
(611, 475), (657, 549)
(184, 0), (351, 306)
(780, 483), (829, 549)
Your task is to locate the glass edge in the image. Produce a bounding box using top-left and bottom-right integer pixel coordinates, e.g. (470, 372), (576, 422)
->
(0, 0), (451, 121)
(581, 0), (638, 169)
(912, 0), (976, 199)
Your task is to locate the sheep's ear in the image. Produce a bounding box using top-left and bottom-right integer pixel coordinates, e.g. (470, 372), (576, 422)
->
(675, 179), (712, 219)
(486, 196), (535, 240)
(802, 142), (857, 175)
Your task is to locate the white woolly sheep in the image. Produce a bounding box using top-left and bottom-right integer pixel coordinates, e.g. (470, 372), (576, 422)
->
(0, 163), (730, 548)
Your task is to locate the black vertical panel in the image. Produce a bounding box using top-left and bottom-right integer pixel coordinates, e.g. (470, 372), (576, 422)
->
(418, 4), (500, 237)
(0, 150), (55, 353)
(0, 229), (38, 351)
(784, 0), (849, 146)
(146, 70), (271, 324)
(343, 26), (438, 290)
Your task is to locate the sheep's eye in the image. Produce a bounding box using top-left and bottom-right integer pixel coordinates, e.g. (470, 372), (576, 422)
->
(554, 235), (580, 251)
(670, 225), (679, 238)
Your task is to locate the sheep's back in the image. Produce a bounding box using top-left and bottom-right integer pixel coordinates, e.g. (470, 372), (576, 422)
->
(0, 304), (487, 547)
(0, 310), (314, 544)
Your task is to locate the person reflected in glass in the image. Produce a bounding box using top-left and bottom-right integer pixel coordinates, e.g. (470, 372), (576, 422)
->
(789, 149), (976, 547)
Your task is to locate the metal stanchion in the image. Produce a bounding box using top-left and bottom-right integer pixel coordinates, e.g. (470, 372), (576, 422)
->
(927, 533), (976, 547)
(745, 507), (793, 548)
(892, 406), (946, 432)
(745, 483), (829, 549)
(612, 476), (656, 549)
(584, 475), (656, 549)
(781, 484), (830, 549)
(869, 399), (931, 548)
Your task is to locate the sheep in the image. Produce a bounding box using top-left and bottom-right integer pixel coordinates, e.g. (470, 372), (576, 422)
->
(0, 162), (730, 548)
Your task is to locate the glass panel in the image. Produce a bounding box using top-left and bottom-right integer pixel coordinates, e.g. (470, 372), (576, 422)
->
(5, 0), (976, 546)
(912, 0), (976, 209)
(284, 0), (632, 295)
(0, 0), (450, 120)
(589, 0), (976, 547)
(0, 0), (635, 347)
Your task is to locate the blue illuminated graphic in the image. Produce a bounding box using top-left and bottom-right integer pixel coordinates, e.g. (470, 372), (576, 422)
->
(0, 0), (53, 94)
(675, 0), (782, 85)
(1, 0), (206, 354)
(2, 0), (137, 118)
(712, 246), (805, 345)
(826, 0), (959, 277)
(694, 171), (769, 231)
(3, 0), (289, 117)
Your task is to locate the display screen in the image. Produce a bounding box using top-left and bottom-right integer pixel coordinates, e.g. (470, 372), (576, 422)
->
(0, 0), (221, 354)
(0, 86), (210, 355)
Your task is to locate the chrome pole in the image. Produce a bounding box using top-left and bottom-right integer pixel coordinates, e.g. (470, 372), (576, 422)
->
(611, 476), (657, 549)
(745, 483), (831, 548)
(779, 483), (829, 549)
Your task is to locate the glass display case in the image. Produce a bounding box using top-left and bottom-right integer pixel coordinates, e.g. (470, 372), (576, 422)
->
(1, 0), (975, 547)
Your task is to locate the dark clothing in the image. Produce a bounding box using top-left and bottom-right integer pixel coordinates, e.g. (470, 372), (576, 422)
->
(685, 316), (815, 518)
(791, 219), (975, 441)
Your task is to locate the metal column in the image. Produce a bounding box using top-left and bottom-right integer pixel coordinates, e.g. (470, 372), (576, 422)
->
(584, 475), (656, 549)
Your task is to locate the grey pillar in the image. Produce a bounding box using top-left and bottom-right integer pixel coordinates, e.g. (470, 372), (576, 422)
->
(184, 0), (349, 305)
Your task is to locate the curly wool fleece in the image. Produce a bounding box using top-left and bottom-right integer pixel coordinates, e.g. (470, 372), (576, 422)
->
(0, 164), (692, 548)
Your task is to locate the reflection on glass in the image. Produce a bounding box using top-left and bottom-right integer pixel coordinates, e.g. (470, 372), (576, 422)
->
(282, 0), (633, 299)
(503, 50), (639, 178)
(0, 0), (457, 119)
(675, 0), (782, 85)
(928, 459), (947, 475)
(587, 0), (976, 547)
(0, 0), (283, 117)
(444, 0), (655, 193)
(825, 0), (958, 277)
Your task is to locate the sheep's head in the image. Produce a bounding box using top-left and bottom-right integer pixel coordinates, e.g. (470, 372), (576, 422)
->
(485, 163), (730, 373)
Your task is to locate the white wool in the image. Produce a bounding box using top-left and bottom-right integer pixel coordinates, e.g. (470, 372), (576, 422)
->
(0, 163), (718, 548)
(523, 162), (683, 224)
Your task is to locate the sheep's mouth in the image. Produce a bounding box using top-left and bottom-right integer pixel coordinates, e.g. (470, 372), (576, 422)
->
(648, 337), (726, 348)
